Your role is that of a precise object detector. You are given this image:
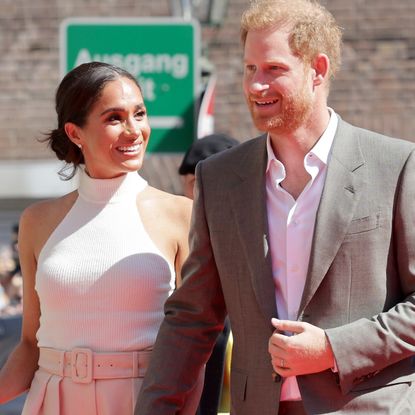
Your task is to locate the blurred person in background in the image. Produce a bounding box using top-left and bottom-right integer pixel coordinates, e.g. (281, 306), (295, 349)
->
(0, 285), (7, 313)
(179, 133), (239, 199)
(0, 223), (23, 315)
(179, 133), (239, 415)
(0, 224), (25, 414)
(0, 61), (202, 414)
(10, 223), (20, 276)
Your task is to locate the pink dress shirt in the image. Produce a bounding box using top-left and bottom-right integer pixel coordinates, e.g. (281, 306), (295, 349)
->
(265, 109), (338, 401)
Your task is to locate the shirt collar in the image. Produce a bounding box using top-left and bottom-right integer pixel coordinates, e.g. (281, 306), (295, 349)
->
(266, 107), (338, 172)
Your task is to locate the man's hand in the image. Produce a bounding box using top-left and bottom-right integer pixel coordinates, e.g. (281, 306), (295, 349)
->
(268, 318), (335, 377)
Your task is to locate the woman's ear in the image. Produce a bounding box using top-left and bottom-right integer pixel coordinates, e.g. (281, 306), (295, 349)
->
(312, 53), (330, 87)
(64, 122), (83, 149)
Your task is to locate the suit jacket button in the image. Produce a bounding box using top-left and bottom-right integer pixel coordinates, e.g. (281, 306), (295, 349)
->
(272, 372), (282, 383)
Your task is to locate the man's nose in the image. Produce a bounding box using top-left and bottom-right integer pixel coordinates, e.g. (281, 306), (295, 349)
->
(248, 70), (270, 94)
(250, 81), (270, 94)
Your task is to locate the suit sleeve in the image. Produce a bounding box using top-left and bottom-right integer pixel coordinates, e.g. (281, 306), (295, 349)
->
(135, 161), (227, 414)
(326, 148), (415, 395)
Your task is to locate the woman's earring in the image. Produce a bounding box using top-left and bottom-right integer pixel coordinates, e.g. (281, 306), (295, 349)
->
(76, 143), (82, 150)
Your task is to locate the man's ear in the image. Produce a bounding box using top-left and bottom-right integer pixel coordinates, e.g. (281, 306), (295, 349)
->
(311, 53), (330, 87)
(64, 122), (83, 148)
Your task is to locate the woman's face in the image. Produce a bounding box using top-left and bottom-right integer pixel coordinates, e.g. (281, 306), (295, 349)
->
(70, 77), (151, 179)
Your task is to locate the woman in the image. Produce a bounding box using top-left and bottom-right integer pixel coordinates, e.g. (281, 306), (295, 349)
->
(0, 62), (200, 414)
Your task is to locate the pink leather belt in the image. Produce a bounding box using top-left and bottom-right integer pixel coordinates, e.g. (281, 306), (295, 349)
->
(38, 346), (152, 384)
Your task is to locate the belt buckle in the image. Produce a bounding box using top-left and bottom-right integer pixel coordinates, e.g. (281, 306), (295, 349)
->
(71, 348), (93, 384)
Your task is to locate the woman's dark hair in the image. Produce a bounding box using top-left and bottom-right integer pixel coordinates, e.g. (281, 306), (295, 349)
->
(44, 61), (141, 180)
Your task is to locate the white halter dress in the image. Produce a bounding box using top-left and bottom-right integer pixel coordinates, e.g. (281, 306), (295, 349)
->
(22, 170), (176, 414)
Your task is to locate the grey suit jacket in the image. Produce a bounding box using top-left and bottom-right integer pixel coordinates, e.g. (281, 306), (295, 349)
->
(136, 118), (415, 415)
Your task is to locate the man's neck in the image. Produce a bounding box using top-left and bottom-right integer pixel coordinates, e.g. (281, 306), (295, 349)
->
(269, 107), (331, 164)
(268, 107), (331, 200)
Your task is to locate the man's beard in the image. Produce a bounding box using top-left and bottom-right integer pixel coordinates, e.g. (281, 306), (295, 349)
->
(248, 82), (313, 134)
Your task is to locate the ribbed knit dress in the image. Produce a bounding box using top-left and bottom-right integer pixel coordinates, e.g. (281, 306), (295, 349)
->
(22, 169), (176, 415)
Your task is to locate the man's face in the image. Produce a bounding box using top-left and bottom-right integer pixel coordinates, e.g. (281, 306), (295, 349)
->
(243, 26), (314, 135)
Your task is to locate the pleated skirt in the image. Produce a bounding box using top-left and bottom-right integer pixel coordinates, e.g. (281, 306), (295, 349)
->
(22, 369), (144, 415)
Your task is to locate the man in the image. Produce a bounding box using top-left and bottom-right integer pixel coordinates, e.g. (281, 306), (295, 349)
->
(136, 0), (415, 414)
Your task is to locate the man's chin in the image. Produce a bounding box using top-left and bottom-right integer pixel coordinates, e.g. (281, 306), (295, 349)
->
(251, 116), (284, 133)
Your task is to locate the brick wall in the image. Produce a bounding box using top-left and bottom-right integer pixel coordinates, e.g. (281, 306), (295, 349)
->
(326, 0), (415, 141)
(1, 0), (414, 191)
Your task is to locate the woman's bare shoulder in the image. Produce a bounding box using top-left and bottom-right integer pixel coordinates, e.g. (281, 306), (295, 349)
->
(140, 186), (192, 216)
(21, 191), (78, 226)
(137, 186), (192, 237)
(19, 191), (78, 255)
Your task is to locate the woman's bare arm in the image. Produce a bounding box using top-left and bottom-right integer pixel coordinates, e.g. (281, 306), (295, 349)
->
(0, 205), (41, 402)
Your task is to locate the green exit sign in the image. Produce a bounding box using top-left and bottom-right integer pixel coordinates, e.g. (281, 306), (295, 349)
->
(60, 18), (200, 153)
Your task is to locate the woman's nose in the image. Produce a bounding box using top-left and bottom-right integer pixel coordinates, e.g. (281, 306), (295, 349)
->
(122, 119), (139, 137)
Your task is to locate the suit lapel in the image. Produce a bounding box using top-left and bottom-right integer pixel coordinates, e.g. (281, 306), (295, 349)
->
(298, 119), (366, 316)
(229, 136), (278, 322)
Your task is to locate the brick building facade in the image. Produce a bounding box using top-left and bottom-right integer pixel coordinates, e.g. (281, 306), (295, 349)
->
(0, 0), (414, 196)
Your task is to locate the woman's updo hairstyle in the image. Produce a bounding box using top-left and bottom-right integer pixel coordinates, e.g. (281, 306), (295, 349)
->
(45, 61), (141, 180)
